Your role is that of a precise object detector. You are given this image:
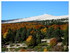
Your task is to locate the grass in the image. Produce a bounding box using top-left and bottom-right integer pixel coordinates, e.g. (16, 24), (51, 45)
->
(2, 47), (8, 52)
(38, 43), (48, 46)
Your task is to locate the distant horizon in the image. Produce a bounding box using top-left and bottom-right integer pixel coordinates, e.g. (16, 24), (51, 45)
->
(2, 1), (68, 20)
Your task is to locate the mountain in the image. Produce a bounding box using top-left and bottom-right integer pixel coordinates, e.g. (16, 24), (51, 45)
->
(2, 14), (68, 23)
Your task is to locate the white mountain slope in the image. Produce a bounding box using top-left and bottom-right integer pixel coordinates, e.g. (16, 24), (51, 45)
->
(2, 14), (68, 23)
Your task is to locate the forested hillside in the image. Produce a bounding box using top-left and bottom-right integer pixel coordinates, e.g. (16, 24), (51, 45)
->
(2, 18), (69, 52)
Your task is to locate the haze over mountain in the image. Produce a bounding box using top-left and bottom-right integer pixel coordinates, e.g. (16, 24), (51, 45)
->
(2, 14), (68, 23)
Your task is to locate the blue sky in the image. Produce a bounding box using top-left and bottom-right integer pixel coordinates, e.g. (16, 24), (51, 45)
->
(2, 1), (68, 20)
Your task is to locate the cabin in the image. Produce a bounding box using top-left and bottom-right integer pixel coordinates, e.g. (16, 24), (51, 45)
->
(57, 42), (62, 46)
(41, 39), (50, 43)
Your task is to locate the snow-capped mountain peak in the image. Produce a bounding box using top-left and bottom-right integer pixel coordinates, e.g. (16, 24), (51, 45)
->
(2, 14), (68, 23)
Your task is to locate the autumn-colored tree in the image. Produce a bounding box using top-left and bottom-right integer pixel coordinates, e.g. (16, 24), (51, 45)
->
(30, 30), (35, 34)
(41, 27), (47, 33)
(43, 48), (48, 52)
(2, 22), (45, 35)
(26, 35), (35, 46)
(50, 38), (57, 46)
(41, 27), (47, 36)
(3, 32), (8, 38)
(49, 24), (59, 29)
(60, 24), (68, 31)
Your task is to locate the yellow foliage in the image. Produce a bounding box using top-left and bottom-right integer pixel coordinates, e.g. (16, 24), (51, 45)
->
(60, 24), (68, 30)
(41, 28), (47, 32)
(30, 30), (35, 34)
(26, 35), (35, 46)
(26, 35), (32, 42)
(44, 48), (48, 52)
(3, 32), (8, 38)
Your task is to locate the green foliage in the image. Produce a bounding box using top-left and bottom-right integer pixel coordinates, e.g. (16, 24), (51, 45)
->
(33, 46), (43, 51)
(53, 27), (64, 41)
(26, 28), (32, 38)
(46, 27), (54, 38)
(26, 46), (34, 49)
(2, 47), (7, 52)
(47, 45), (52, 51)
(36, 33), (41, 45)
(2, 18), (69, 52)
(38, 43), (48, 46)
(15, 47), (23, 51)
(62, 26), (69, 46)
(21, 27), (27, 41)
(6, 29), (15, 43)
(15, 27), (27, 43)
(2, 35), (6, 45)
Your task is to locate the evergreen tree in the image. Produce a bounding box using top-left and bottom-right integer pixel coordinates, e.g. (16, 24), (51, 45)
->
(36, 33), (41, 45)
(15, 30), (20, 43)
(2, 35), (6, 46)
(46, 27), (54, 38)
(15, 27), (27, 43)
(21, 27), (27, 41)
(26, 28), (33, 38)
(63, 26), (68, 46)
(6, 29), (15, 43)
(53, 27), (64, 42)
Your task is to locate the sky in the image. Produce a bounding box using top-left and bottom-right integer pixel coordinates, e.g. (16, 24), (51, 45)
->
(2, 1), (68, 20)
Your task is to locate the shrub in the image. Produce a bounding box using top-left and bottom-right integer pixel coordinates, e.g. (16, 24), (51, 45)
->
(33, 46), (42, 51)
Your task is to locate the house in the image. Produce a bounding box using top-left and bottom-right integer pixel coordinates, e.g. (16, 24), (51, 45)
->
(41, 39), (50, 45)
(57, 42), (62, 46)
(61, 37), (64, 39)
(41, 39), (47, 43)
(41, 38), (57, 46)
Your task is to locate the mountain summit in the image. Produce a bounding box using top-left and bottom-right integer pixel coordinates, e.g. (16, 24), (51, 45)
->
(2, 14), (68, 23)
